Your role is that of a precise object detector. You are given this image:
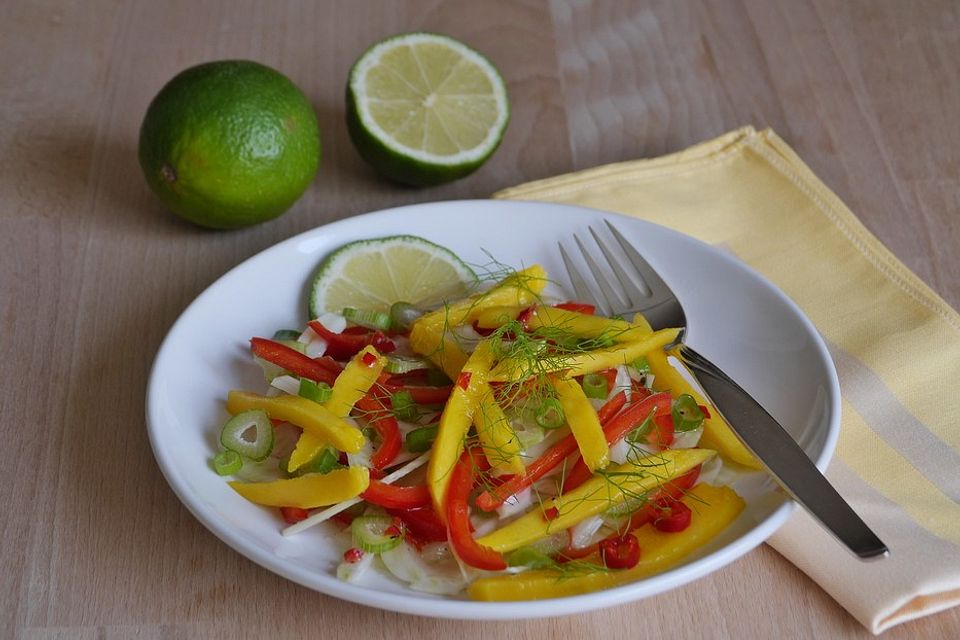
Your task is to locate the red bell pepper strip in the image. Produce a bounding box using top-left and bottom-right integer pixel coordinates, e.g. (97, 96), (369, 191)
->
(596, 390), (628, 423)
(249, 338), (339, 386)
(374, 375), (453, 405)
(473, 391), (631, 512)
(599, 533), (641, 569)
(652, 498), (693, 533)
(651, 414), (676, 448)
(474, 433), (578, 512)
(553, 301), (596, 315)
(599, 367), (619, 390)
(353, 394), (401, 470)
(386, 506), (448, 547)
(446, 450), (507, 570)
(361, 479), (431, 509)
(308, 320), (396, 360)
(560, 393), (673, 493)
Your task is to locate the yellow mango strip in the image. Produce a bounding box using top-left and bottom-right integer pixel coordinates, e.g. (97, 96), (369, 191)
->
(229, 466), (370, 509)
(477, 448), (714, 553)
(526, 306), (652, 343)
(426, 341), (497, 518)
(488, 328), (680, 381)
(631, 312), (653, 333)
(473, 305), (528, 330)
(410, 266), (548, 376)
(417, 265), (548, 330)
(468, 483), (744, 600)
(474, 386), (525, 475)
(413, 330), (469, 381)
(325, 345), (386, 417)
(287, 346), (385, 471)
(226, 391), (365, 454)
(552, 375), (608, 471)
(646, 348), (761, 470)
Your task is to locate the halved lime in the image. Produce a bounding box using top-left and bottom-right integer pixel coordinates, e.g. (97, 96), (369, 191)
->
(308, 235), (477, 319)
(346, 32), (509, 186)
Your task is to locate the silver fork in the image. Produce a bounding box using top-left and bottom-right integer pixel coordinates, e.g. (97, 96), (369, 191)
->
(560, 220), (888, 560)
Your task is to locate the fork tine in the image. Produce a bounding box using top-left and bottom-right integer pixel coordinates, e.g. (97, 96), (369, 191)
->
(604, 220), (673, 305)
(558, 242), (599, 310)
(588, 226), (650, 303)
(574, 233), (629, 314)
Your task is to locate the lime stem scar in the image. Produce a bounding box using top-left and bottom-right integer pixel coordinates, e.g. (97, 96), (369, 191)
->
(160, 163), (177, 182)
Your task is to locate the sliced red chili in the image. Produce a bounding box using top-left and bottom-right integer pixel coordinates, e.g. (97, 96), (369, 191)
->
(614, 466), (702, 534)
(371, 332), (397, 353)
(361, 479), (431, 509)
(361, 351), (378, 367)
(553, 302), (596, 315)
(385, 518), (404, 539)
(249, 337), (339, 386)
(653, 498), (692, 533)
(456, 371), (472, 391)
(342, 547), (364, 563)
(599, 534), (641, 569)
(446, 449), (507, 570)
(280, 506), (310, 524)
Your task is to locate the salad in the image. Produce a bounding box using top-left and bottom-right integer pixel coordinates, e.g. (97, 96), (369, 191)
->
(211, 239), (757, 601)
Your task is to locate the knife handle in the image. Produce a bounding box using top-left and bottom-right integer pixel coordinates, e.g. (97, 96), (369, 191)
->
(672, 344), (889, 560)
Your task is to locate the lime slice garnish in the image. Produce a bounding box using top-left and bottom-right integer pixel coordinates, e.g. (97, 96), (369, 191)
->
(309, 235), (477, 319)
(346, 32), (509, 186)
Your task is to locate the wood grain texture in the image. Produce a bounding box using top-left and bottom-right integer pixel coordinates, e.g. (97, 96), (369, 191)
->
(1, 0), (957, 638)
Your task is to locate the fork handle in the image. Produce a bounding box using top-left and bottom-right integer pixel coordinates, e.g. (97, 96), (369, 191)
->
(672, 344), (889, 560)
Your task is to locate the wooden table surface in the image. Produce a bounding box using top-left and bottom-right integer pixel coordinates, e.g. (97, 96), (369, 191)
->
(3, 1), (958, 638)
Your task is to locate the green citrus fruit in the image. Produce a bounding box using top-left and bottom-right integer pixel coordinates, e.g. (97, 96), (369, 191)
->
(138, 60), (320, 229)
(309, 235), (476, 319)
(346, 33), (509, 187)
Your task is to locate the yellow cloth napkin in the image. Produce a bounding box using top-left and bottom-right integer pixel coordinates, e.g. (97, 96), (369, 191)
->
(495, 126), (960, 635)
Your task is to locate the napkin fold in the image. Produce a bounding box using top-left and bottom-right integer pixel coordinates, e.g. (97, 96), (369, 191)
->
(495, 126), (960, 635)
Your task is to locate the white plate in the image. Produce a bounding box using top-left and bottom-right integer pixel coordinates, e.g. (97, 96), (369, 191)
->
(146, 199), (840, 619)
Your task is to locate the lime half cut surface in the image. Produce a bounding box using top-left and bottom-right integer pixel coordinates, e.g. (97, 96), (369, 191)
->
(346, 32), (509, 186)
(309, 235), (477, 319)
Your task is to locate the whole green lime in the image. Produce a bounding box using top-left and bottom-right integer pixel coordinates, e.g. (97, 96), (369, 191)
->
(138, 60), (320, 229)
